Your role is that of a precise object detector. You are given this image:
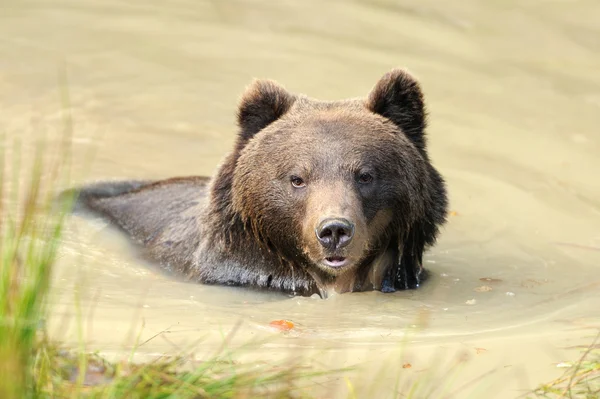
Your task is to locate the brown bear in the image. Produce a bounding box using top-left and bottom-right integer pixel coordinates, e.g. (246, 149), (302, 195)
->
(67, 69), (448, 298)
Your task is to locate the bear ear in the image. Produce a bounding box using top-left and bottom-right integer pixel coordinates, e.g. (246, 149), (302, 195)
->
(237, 79), (296, 143)
(366, 69), (427, 151)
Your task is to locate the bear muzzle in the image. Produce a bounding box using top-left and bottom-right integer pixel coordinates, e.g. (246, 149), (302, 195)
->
(314, 217), (356, 269)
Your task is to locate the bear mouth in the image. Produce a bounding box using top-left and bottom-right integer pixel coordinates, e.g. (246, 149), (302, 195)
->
(323, 256), (348, 268)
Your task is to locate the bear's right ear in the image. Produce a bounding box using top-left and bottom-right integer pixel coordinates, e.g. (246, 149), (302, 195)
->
(237, 79), (296, 143)
(366, 69), (427, 152)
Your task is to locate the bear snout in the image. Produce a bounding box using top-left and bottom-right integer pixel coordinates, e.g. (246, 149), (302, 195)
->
(315, 218), (355, 250)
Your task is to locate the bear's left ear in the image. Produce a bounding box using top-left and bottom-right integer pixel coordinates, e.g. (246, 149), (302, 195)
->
(366, 69), (427, 151)
(237, 79), (296, 144)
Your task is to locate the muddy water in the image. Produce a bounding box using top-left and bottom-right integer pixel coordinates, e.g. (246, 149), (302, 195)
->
(2, 0), (600, 397)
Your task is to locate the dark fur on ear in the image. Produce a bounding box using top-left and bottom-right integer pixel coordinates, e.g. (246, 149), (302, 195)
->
(367, 69), (427, 153)
(236, 79), (296, 148)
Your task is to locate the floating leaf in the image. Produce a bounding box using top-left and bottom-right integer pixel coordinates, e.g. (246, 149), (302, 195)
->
(269, 320), (295, 331)
(479, 277), (503, 284)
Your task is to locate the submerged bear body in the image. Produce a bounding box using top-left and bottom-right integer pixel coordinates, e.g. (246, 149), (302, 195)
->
(68, 69), (448, 298)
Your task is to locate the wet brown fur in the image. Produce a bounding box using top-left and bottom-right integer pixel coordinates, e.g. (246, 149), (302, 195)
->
(64, 69), (448, 298)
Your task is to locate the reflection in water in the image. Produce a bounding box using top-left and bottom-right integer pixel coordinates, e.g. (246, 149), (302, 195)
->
(1, 0), (599, 397)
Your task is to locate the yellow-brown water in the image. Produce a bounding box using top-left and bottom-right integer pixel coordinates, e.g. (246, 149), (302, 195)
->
(1, 0), (599, 397)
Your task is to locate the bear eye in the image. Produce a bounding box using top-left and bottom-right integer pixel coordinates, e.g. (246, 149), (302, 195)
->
(357, 172), (373, 184)
(290, 176), (306, 188)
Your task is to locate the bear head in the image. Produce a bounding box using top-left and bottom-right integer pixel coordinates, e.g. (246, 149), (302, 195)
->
(213, 69), (432, 280)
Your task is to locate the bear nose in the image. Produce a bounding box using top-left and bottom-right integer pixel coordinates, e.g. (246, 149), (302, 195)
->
(315, 218), (354, 249)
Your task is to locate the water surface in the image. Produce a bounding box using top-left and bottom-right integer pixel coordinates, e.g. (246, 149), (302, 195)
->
(1, 0), (599, 397)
